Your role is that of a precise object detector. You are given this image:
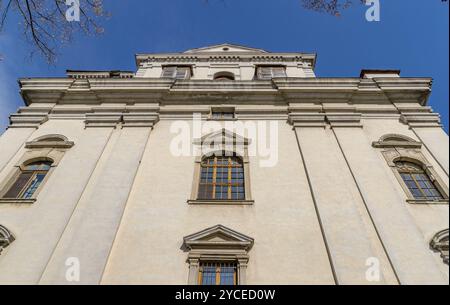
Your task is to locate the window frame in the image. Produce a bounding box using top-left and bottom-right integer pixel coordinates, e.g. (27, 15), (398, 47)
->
(190, 151), (253, 205)
(213, 71), (235, 81)
(161, 65), (192, 80)
(396, 161), (444, 201)
(209, 107), (236, 121)
(183, 225), (254, 286)
(189, 129), (254, 205)
(198, 262), (238, 286)
(1, 161), (53, 200)
(0, 135), (73, 205)
(255, 65), (287, 80)
(375, 135), (449, 204)
(197, 155), (246, 201)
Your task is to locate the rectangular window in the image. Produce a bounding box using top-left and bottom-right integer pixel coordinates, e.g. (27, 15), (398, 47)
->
(256, 66), (287, 79)
(198, 156), (245, 201)
(211, 112), (235, 120)
(2, 172), (33, 199)
(199, 262), (237, 285)
(397, 161), (444, 201)
(161, 66), (191, 79)
(210, 107), (235, 120)
(2, 161), (52, 199)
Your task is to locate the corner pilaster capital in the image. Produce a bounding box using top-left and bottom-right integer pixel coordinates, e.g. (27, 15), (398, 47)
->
(400, 112), (442, 128)
(288, 113), (326, 128)
(325, 113), (362, 128)
(8, 106), (53, 129)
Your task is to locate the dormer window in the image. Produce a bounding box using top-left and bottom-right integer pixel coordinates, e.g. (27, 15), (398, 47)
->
(210, 107), (235, 120)
(256, 66), (287, 79)
(213, 72), (235, 81)
(161, 66), (191, 79)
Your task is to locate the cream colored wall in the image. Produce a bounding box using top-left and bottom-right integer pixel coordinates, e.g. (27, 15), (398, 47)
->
(39, 127), (152, 284)
(0, 114), (448, 285)
(294, 126), (398, 284)
(138, 62), (310, 80)
(0, 120), (114, 284)
(332, 119), (448, 284)
(101, 120), (335, 285)
(0, 128), (36, 172)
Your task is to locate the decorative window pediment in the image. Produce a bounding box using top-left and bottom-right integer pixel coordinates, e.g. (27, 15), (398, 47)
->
(372, 134), (422, 148)
(184, 224), (254, 252)
(193, 129), (251, 147)
(190, 130), (253, 205)
(0, 225), (15, 254)
(183, 225), (254, 285)
(25, 134), (74, 149)
(431, 229), (449, 265)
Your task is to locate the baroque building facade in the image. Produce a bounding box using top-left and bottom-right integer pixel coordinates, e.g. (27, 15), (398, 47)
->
(0, 44), (448, 285)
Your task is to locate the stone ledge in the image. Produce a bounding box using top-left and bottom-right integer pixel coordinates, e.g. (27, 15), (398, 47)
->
(406, 199), (449, 205)
(0, 198), (37, 205)
(187, 199), (254, 206)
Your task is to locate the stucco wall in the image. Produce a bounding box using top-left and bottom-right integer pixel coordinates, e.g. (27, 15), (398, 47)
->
(0, 114), (448, 285)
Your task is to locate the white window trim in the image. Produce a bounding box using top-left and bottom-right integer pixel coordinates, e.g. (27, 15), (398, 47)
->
(0, 135), (74, 204)
(189, 129), (253, 205)
(183, 225), (254, 285)
(374, 134), (449, 204)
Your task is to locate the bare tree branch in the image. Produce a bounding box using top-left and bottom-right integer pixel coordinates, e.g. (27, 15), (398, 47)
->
(0, 0), (108, 63)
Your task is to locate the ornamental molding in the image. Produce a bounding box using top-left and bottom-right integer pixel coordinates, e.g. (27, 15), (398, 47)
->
(135, 54), (316, 66)
(430, 229), (449, 265)
(400, 112), (442, 128)
(372, 134), (422, 148)
(19, 77), (433, 108)
(24, 134), (74, 149)
(183, 224), (254, 253)
(288, 113), (326, 128)
(83, 104), (160, 128)
(288, 110), (362, 128)
(0, 225), (15, 255)
(326, 113), (362, 128)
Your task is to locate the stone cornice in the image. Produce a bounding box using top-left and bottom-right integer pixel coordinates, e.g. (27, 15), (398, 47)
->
(18, 77), (433, 107)
(84, 104), (160, 128)
(400, 112), (442, 128)
(135, 53), (317, 67)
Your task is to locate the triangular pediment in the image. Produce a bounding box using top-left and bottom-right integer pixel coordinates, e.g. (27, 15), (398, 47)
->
(184, 43), (267, 54)
(194, 129), (251, 146)
(184, 225), (254, 251)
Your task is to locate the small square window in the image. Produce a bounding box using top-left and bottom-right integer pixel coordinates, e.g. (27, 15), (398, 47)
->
(161, 66), (191, 79)
(210, 107), (235, 120)
(256, 66), (287, 79)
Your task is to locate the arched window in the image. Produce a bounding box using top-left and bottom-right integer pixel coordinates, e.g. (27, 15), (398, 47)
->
(2, 160), (53, 199)
(213, 72), (235, 81)
(396, 161), (444, 201)
(198, 155), (245, 200)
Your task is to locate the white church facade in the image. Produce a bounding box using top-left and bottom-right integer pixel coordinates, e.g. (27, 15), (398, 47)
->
(0, 44), (448, 285)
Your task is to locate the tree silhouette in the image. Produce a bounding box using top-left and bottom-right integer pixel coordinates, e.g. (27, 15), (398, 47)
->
(0, 0), (107, 63)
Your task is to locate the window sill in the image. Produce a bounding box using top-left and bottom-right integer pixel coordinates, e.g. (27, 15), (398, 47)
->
(0, 198), (36, 205)
(406, 199), (449, 205)
(206, 118), (238, 122)
(188, 199), (254, 206)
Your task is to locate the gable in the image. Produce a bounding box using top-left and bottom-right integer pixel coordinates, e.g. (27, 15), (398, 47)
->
(184, 43), (267, 54)
(183, 225), (254, 251)
(194, 129), (251, 146)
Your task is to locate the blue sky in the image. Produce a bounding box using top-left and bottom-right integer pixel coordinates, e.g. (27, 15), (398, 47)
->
(0, 0), (448, 133)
